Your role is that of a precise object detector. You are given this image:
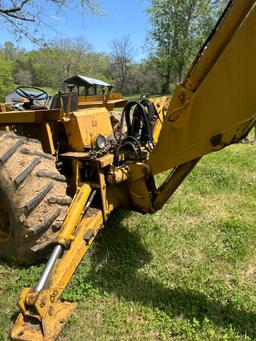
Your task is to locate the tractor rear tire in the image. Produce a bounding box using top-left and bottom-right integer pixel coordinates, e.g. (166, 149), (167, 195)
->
(0, 132), (71, 265)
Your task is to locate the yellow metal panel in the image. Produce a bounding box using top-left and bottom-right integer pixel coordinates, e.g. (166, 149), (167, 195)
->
(57, 184), (91, 245)
(98, 167), (107, 221)
(64, 108), (113, 151)
(41, 121), (55, 154)
(60, 151), (90, 158)
(106, 183), (132, 212)
(152, 97), (169, 143)
(0, 109), (61, 124)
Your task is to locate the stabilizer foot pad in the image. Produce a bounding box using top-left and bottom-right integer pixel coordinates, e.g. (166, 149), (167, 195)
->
(11, 302), (77, 341)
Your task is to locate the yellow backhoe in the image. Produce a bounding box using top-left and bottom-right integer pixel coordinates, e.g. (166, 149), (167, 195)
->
(0, 0), (255, 340)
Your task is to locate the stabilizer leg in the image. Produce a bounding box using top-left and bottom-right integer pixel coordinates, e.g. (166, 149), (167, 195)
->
(11, 187), (103, 341)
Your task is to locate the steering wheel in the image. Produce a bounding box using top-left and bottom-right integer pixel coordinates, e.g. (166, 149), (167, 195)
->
(15, 86), (48, 102)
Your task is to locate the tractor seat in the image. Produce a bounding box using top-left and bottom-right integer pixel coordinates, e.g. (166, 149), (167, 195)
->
(50, 92), (78, 112)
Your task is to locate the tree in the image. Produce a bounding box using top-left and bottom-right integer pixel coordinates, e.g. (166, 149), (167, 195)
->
(2, 41), (18, 60)
(14, 69), (32, 85)
(85, 53), (112, 83)
(123, 62), (162, 96)
(0, 0), (100, 43)
(0, 53), (15, 101)
(139, 60), (163, 95)
(0, 38), (112, 92)
(28, 37), (92, 89)
(146, 0), (229, 94)
(110, 35), (134, 94)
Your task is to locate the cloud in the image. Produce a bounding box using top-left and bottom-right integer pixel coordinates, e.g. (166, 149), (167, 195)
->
(49, 15), (63, 21)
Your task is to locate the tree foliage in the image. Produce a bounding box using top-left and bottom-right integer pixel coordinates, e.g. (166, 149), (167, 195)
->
(28, 38), (92, 88)
(0, 38), (114, 94)
(0, 52), (15, 101)
(0, 0), (100, 43)
(147, 0), (229, 93)
(0, 1), (230, 99)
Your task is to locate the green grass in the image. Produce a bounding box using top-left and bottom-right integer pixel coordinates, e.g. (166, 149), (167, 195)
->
(41, 87), (57, 96)
(124, 94), (166, 102)
(114, 94), (167, 112)
(0, 143), (256, 340)
(125, 94), (141, 102)
(114, 94), (142, 112)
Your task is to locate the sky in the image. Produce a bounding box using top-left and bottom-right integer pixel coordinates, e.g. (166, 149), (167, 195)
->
(0, 0), (151, 62)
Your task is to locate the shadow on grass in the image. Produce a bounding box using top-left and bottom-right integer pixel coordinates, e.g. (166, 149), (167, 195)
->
(84, 209), (256, 339)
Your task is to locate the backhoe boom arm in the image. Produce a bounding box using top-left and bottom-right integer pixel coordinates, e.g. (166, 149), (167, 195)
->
(148, 0), (256, 175)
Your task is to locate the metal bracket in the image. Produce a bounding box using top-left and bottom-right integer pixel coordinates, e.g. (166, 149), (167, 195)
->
(11, 302), (77, 341)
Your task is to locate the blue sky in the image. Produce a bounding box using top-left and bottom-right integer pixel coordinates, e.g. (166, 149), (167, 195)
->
(0, 0), (151, 61)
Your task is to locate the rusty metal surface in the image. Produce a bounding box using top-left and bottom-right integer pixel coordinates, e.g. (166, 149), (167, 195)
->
(11, 302), (77, 341)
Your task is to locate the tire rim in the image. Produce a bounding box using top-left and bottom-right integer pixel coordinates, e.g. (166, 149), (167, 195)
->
(0, 197), (11, 242)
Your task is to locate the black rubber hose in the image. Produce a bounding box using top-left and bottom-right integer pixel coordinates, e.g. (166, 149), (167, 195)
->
(114, 140), (138, 165)
(124, 101), (151, 141)
(113, 99), (155, 164)
(122, 136), (142, 160)
(119, 141), (139, 161)
(114, 101), (145, 164)
(113, 106), (128, 164)
(139, 99), (156, 143)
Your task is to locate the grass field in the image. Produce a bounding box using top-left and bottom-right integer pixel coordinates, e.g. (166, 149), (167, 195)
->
(113, 94), (164, 112)
(0, 143), (255, 340)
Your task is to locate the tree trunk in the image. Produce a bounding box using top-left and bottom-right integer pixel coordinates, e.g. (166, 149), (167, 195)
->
(162, 69), (171, 94)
